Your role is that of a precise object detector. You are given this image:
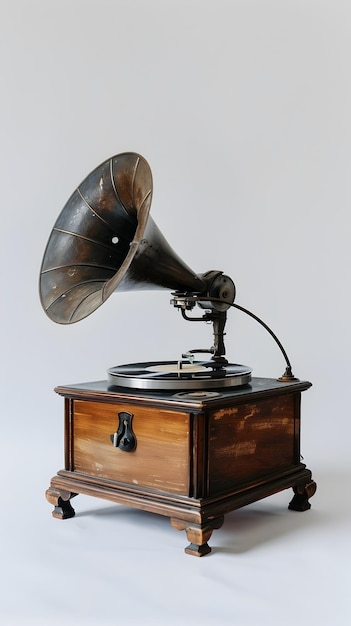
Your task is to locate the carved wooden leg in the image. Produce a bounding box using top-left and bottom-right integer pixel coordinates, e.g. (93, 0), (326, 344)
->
(171, 516), (224, 556)
(46, 487), (76, 519)
(288, 479), (317, 512)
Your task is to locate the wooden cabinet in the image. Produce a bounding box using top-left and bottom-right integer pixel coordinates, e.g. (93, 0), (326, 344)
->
(46, 378), (316, 556)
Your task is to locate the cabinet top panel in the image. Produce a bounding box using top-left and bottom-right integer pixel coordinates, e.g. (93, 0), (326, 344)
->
(54, 377), (312, 411)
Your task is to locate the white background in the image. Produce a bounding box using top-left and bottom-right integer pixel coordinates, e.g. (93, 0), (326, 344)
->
(1, 1), (350, 624)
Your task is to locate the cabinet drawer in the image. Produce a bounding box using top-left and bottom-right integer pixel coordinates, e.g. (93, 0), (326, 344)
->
(72, 400), (191, 495)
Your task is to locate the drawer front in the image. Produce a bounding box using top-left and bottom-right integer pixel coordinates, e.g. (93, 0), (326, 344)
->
(208, 395), (297, 495)
(72, 400), (190, 495)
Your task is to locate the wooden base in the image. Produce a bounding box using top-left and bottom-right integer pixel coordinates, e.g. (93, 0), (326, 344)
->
(46, 378), (316, 556)
(46, 467), (316, 555)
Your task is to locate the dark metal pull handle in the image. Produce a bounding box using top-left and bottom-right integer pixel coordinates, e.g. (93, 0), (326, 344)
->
(110, 411), (136, 452)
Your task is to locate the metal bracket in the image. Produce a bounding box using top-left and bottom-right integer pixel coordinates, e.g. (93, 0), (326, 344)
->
(110, 411), (136, 452)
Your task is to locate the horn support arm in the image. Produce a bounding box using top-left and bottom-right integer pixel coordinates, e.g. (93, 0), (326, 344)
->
(179, 308), (229, 367)
(171, 272), (298, 381)
(171, 270), (235, 367)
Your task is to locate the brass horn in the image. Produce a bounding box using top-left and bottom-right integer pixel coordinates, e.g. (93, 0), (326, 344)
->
(39, 152), (211, 324)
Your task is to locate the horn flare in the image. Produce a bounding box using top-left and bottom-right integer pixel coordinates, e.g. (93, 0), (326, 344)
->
(39, 152), (206, 324)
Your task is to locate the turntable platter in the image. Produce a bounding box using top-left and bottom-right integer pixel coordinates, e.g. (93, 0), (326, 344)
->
(107, 361), (252, 390)
(146, 363), (208, 374)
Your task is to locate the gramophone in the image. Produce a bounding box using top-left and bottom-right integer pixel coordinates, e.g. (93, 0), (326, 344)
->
(41, 152), (316, 556)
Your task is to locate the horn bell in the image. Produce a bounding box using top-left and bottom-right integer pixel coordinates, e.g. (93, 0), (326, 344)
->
(39, 152), (206, 324)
